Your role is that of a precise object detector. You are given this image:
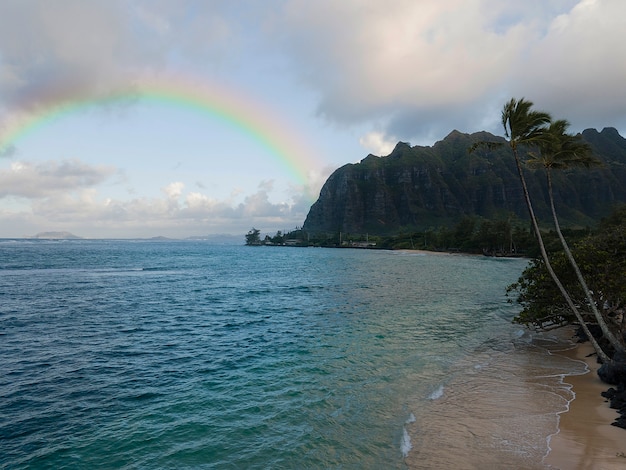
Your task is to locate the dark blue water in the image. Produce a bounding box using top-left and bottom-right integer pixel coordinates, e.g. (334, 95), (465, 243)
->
(0, 240), (578, 469)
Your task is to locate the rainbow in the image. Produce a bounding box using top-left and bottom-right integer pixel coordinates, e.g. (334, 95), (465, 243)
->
(0, 74), (320, 194)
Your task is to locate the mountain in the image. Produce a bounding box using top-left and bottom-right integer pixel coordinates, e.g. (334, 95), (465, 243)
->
(303, 128), (626, 235)
(27, 231), (83, 239)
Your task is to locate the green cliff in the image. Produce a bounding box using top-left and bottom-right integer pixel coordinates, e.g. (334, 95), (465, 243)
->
(303, 128), (626, 235)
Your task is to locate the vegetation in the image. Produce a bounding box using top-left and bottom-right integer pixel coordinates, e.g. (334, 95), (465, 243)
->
(245, 217), (595, 254)
(484, 98), (625, 366)
(508, 205), (626, 353)
(531, 120), (625, 353)
(245, 228), (261, 246)
(504, 99), (610, 361)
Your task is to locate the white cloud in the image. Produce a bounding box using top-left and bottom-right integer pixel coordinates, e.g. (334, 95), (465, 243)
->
(519, 0), (626, 129)
(3, 0), (624, 141)
(0, 0), (249, 113)
(0, 0), (141, 109)
(359, 132), (398, 157)
(163, 181), (185, 200)
(274, 1), (519, 119)
(271, 0), (626, 138)
(0, 159), (118, 198)
(0, 171), (311, 238)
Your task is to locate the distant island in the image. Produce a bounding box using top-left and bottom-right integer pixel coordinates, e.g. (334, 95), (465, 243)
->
(26, 231), (82, 239)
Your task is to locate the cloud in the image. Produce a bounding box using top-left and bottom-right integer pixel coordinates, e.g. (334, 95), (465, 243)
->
(271, 0), (626, 139)
(237, 182), (288, 218)
(273, 1), (520, 120)
(359, 131), (398, 156)
(0, 175), (310, 238)
(519, 0), (626, 129)
(163, 181), (185, 200)
(0, 0), (140, 110)
(0, 0), (250, 114)
(0, 159), (118, 198)
(3, 0), (623, 143)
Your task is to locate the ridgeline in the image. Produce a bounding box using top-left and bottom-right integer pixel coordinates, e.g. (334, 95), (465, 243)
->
(303, 128), (626, 236)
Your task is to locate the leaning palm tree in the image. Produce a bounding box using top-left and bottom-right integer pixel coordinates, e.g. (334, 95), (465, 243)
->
(528, 120), (625, 353)
(500, 98), (611, 362)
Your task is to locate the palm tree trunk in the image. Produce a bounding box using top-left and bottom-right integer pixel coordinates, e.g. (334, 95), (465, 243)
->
(512, 148), (611, 363)
(546, 169), (625, 353)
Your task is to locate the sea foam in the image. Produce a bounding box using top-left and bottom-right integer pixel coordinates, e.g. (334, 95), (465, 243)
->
(401, 413), (416, 457)
(428, 385), (444, 400)
(401, 428), (412, 457)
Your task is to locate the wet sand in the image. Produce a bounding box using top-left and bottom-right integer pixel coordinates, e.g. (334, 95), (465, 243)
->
(404, 331), (582, 469)
(545, 341), (626, 470)
(404, 328), (626, 469)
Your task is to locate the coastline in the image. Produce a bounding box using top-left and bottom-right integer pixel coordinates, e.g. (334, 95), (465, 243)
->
(404, 328), (626, 469)
(545, 340), (626, 469)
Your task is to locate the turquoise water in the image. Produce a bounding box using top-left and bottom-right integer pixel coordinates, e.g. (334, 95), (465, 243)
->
(0, 241), (580, 469)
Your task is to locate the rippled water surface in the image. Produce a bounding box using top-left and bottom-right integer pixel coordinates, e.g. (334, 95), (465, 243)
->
(0, 240), (580, 469)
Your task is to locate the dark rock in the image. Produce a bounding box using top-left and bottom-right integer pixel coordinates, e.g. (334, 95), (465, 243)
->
(599, 369), (626, 429)
(607, 385), (626, 410)
(612, 417), (626, 429)
(601, 387), (617, 400)
(614, 350), (626, 363)
(598, 361), (626, 385)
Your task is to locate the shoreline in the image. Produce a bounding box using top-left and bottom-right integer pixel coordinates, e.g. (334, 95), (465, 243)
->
(544, 340), (626, 469)
(404, 329), (625, 469)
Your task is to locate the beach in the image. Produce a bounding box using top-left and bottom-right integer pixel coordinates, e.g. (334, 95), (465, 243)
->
(403, 327), (626, 470)
(545, 341), (626, 469)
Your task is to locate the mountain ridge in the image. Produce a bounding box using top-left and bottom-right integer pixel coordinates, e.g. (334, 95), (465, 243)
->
(302, 127), (626, 234)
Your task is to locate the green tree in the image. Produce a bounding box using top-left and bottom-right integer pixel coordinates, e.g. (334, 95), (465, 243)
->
(271, 230), (284, 245)
(528, 120), (624, 353)
(453, 216), (476, 251)
(475, 219), (512, 255)
(473, 98), (610, 361)
(245, 228), (261, 245)
(509, 209), (626, 350)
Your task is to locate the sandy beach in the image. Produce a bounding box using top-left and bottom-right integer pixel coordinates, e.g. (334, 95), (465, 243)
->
(545, 341), (626, 470)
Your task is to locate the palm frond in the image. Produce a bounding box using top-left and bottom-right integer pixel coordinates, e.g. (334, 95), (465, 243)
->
(501, 97), (551, 145)
(534, 119), (602, 171)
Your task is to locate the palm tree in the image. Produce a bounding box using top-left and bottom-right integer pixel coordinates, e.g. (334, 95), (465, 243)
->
(500, 98), (611, 362)
(528, 120), (625, 353)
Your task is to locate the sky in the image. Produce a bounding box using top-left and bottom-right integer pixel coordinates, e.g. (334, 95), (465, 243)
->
(1, 0), (625, 239)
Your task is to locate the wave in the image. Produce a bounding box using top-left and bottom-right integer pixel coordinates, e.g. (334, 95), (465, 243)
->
(401, 413), (417, 457)
(401, 427), (412, 457)
(405, 329), (590, 468)
(542, 339), (590, 463)
(427, 385), (444, 400)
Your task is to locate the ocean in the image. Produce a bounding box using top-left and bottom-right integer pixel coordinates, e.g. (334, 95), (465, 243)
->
(0, 240), (586, 469)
